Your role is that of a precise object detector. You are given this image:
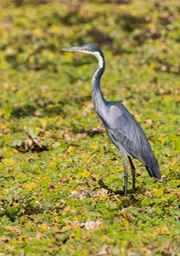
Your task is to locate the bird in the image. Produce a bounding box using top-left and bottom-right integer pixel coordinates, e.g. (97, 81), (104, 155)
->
(62, 44), (161, 196)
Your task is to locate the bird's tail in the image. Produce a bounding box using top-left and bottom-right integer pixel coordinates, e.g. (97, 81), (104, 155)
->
(145, 159), (161, 179)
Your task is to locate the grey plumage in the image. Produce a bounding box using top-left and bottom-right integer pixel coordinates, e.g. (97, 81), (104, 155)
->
(62, 44), (161, 196)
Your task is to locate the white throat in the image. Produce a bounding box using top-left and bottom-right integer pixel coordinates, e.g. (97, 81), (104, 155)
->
(91, 51), (104, 68)
(81, 50), (104, 68)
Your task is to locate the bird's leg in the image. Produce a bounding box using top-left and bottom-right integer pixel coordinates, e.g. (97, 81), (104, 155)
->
(128, 156), (136, 191)
(120, 147), (128, 196)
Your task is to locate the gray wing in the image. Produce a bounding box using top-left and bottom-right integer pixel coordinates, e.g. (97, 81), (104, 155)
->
(100, 102), (160, 178)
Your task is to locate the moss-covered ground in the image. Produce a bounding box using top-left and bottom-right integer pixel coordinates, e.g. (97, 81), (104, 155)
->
(0, 0), (179, 255)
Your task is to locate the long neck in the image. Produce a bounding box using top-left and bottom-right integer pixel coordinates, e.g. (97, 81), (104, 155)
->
(92, 52), (106, 116)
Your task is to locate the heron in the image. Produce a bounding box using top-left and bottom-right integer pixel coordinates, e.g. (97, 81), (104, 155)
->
(62, 44), (161, 196)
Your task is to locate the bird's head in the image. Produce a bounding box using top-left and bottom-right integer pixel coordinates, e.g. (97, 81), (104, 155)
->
(62, 44), (104, 68)
(62, 44), (101, 54)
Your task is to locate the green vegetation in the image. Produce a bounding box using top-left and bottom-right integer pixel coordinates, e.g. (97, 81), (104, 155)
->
(0, 0), (179, 255)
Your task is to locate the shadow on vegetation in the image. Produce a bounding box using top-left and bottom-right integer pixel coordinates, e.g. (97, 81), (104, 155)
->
(5, 55), (19, 69)
(10, 102), (65, 118)
(118, 14), (148, 32)
(98, 179), (124, 196)
(2, 203), (44, 222)
(11, 104), (37, 118)
(10, 0), (55, 7)
(87, 28), (113, 47)
(60, 12), (93, 26)
(72, 126), (104, 137)
(10, 94), (92, 118)
(98, 178), (145, 207)
(67, 14), (148, 48)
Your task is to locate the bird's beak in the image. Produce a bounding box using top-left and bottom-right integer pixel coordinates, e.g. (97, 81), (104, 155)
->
(61, 46), (83, 52)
